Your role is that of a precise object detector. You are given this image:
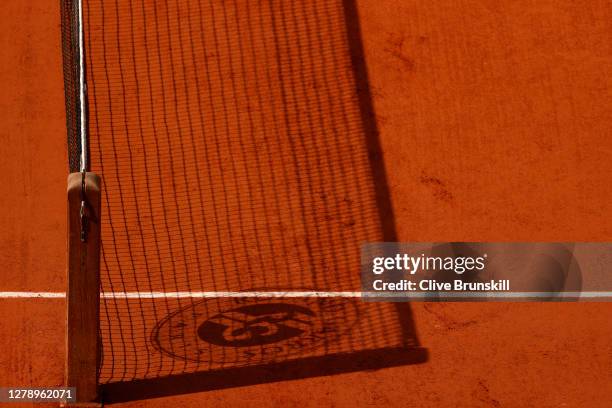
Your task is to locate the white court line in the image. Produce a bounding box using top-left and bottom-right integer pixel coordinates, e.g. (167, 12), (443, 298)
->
(0, 292), (66, 298)
(0, 291), (611, 299)
(103, 291), (362, 299)
(0, 291), (361, 299)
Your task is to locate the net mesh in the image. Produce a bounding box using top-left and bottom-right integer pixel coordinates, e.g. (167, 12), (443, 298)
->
(61, 0), (421, 385)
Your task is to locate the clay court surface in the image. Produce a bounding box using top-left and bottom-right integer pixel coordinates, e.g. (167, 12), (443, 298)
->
(1, 0), (611, 407)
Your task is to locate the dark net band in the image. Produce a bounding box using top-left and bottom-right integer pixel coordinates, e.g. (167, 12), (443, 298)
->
(60, 0), (83, 172)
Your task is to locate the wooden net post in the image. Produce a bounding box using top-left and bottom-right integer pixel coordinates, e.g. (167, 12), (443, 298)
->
(65, 172), (101, 405)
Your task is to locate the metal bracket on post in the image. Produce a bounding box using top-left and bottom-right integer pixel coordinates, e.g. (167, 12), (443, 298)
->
(80, 171), (88, 243)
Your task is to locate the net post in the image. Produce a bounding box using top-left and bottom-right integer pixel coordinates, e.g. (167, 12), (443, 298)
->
(65, 172), (101, 406)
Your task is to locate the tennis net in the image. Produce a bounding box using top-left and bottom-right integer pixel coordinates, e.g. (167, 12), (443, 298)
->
(61, 0), (422, 386)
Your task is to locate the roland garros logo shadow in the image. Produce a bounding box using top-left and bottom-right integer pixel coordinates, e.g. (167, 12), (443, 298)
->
(151, 295), (360, 365)
(197, 303), (317, 347)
